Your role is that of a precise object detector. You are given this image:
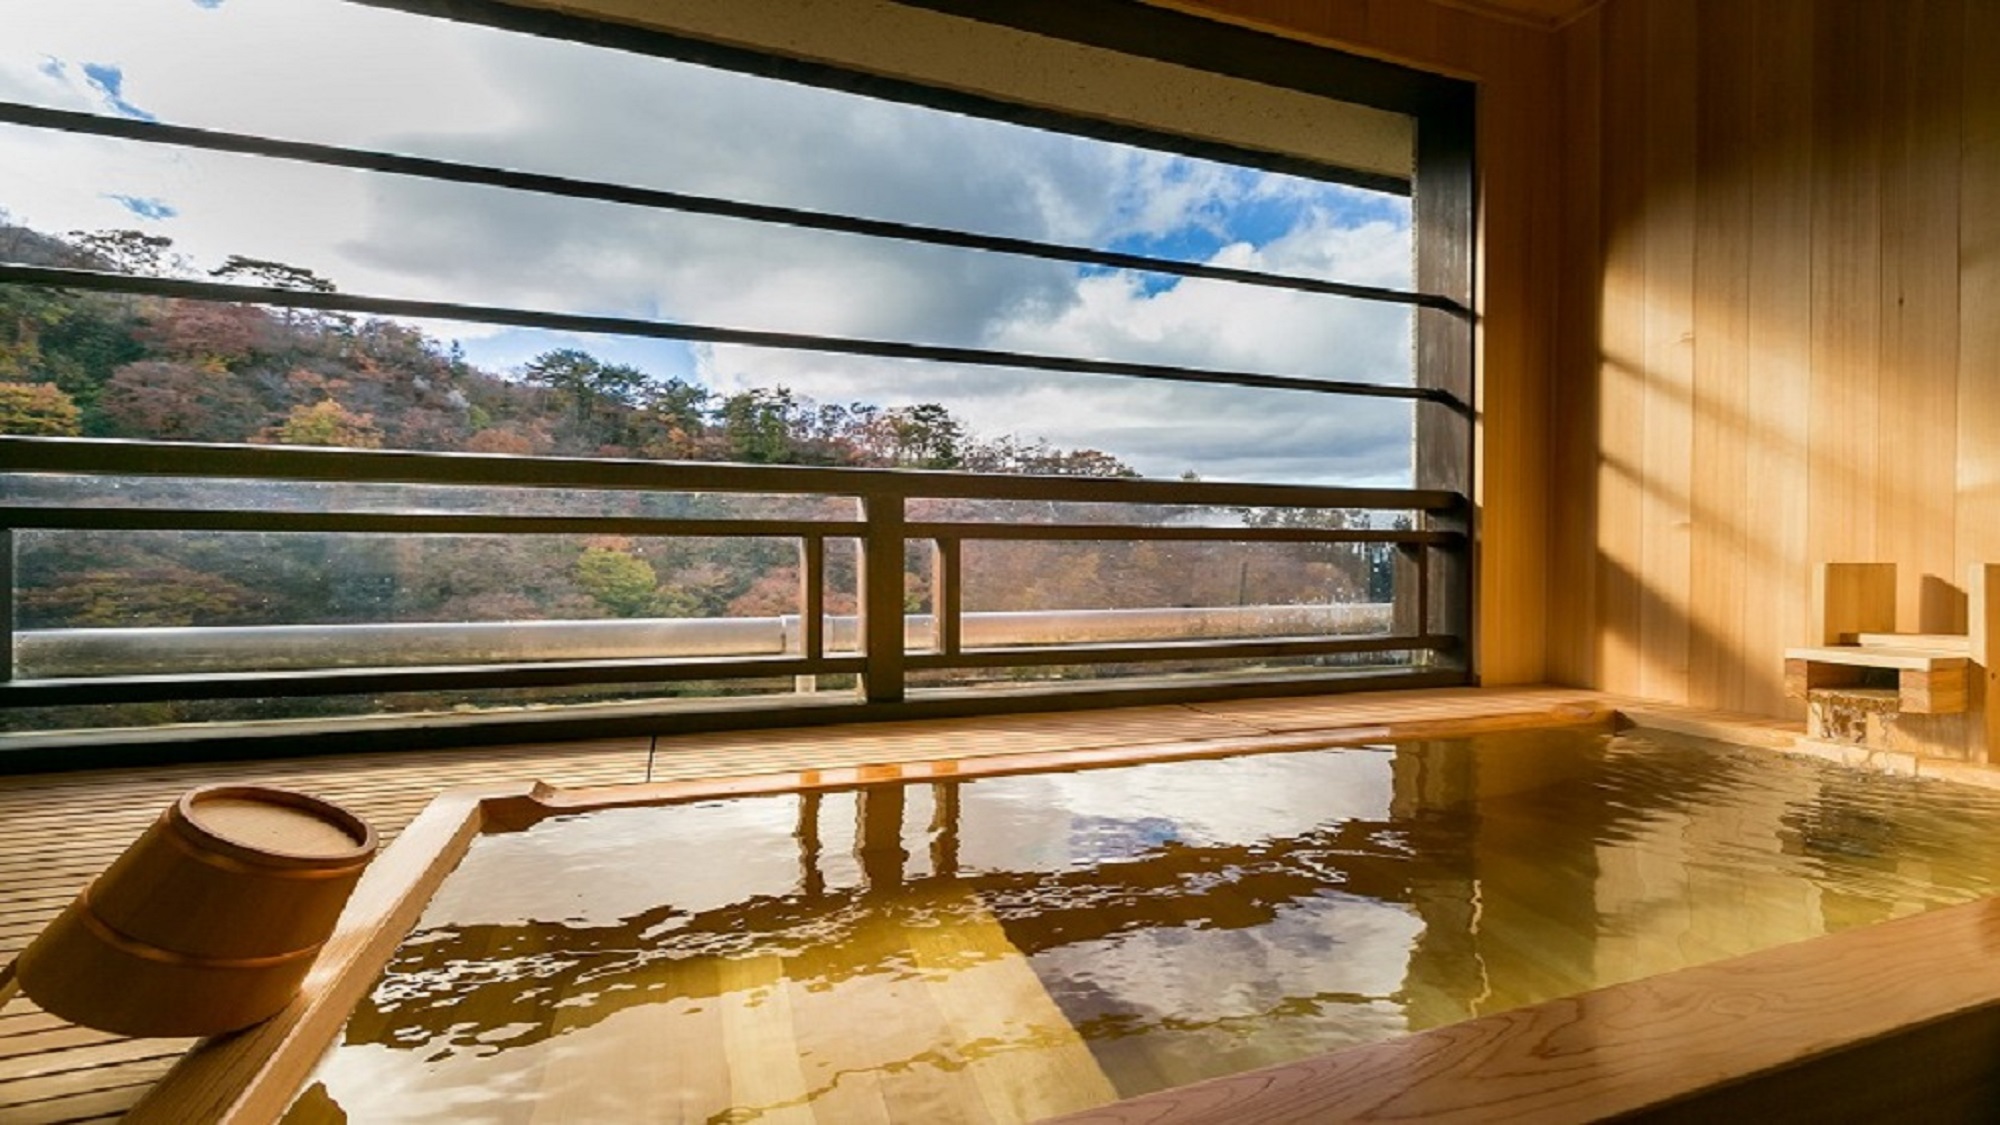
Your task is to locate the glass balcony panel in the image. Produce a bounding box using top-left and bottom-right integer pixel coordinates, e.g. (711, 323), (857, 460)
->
(14, 530), (822, 677)
(953, 539), (1397, 643)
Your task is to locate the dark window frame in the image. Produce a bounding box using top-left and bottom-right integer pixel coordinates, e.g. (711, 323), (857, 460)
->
(0, 0), (1477, 770)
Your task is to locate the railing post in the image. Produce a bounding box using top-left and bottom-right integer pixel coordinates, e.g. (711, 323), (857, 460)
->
(860, 493), (906, 703)
(0, 529), (12, 683)
(932, 536), (961, 656)
(795, 535), (825, 694)
(1393, 541), (1431, 653)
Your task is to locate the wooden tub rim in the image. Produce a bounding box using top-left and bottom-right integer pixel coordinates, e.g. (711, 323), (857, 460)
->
(127, 703), (2000, 1124)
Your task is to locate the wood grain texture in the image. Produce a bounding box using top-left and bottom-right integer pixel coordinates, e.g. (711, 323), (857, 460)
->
(124, 784), (517, 1124)
(1899, 666), (1967, 715)
(1877, 0), (1962, 635)
(133, 689), (1622, 1122)
(1960, 0), (2000, 583)
(1807, 1), (1887, 581)
(1688, 0), (1752, 713)
(123, 688), (2000, 1125)
(1738, 0), (1815, 717)
(0, 687), (1609, 1122)
(1555, 0), (1995, 718)
(1465, 16), (1561, 686)
(1814, 562), (1899, 644)
(1966, 564), (2000, 761)
(1545, 0), (1602, 689)
(1634, 0), (1695, 705)
(1592, 0), (1650, 701)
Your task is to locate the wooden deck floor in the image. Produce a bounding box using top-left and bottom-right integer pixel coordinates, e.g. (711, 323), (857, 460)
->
(0, 686), (1632, 1123)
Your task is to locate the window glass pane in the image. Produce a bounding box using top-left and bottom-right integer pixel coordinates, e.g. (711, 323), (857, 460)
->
(2, 0), (1415, 486)
(0, 0), (1445, 738)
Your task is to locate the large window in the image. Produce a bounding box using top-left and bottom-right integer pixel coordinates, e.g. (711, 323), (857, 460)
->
(0, 0), (1473, 760)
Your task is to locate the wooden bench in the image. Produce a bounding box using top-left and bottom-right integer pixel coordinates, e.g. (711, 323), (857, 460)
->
(1784, 563), (2000, 760)
(1783, 640), (1968, 714)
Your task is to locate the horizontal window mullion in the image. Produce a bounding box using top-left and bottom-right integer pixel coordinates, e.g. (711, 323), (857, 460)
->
(0, 654), (869, 707)
(0, 266), (1448, 405)
(905, 522), (1461, 545)
(0, 507), (864, 539)
(1, 437), (1464, 511)
(906, 632), (1450, 669)
(0, 102), (1453, 313)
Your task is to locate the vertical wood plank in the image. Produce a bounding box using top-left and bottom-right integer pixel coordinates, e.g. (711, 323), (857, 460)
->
(1469, 19), (1558, 685)
(1957, 0), (2000, 582)
(1876, 0), (1963, 633)
(1547, 6), (1605, 688)
(1812, 562), (1898, 645)
(1688, 0), (1754, 710)
(1637, 0), (1697, 702)
(1739, 0), (1815, 715)
(1806, 1), (1886, 588)
(1968, 563), (2000, 762)
(716, 955), (814, 1124)
(1594, 0), (1649, 697)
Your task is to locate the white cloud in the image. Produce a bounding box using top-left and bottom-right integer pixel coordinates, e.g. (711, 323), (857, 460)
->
(2, 0), (1418, 485)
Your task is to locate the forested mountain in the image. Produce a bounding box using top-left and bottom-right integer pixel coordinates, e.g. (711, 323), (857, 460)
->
(1, 218), (1379, 648)
(0, 220), (1131, 474)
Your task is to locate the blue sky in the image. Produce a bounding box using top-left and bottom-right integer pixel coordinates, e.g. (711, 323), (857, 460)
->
(78, 62), (154, 121)
(0, 0), (1416, 484)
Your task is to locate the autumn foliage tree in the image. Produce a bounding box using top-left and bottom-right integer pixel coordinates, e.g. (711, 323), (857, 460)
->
(0, 381), (81, 435)
(2, 217), (1380, 649)
(261, 399), (384, 449)
(574, 547), (660, 617)
(22, 564), (258, 627)
(100, 360), (267, 442)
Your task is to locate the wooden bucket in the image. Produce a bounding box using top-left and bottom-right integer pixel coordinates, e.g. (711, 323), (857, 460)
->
(14, 785), (377, 1037)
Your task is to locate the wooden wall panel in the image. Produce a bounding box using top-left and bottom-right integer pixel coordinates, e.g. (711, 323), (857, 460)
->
(1877, 1), (1962, 634)
(1593, 0), (1649, 698)
(1545, 2), (1602, 689)
(1963, 2), (2000, 581)
(1557, 0), (1995, 715)
(1159, 1), (1562, 688)
(1687, 0), (1752, 712)
(1463, 19), (1561, 687)
(1635, 0), (1697, 703)
(1805, 3), (1885, 612)
(1737, 0), (1813, 717)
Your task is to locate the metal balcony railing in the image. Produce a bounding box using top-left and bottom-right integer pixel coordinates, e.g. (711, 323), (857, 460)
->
(0, 436), (1466, 716)
(20, 603), (1396, 678)
(0, 0), (1476, 758)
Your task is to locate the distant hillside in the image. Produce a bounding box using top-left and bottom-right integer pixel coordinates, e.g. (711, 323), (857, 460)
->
(0, 218), (1137, 475)
(1, 217), (1381, 730)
